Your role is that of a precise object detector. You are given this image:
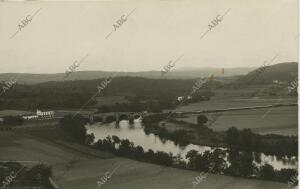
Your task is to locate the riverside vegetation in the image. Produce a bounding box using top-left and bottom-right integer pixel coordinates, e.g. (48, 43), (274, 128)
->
(142, 114), (297, 156)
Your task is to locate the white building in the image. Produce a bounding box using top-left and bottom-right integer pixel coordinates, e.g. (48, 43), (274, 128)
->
(22, 109), (55, 120)
(0, 118), (3, 125)
(36, 109), (54, 118)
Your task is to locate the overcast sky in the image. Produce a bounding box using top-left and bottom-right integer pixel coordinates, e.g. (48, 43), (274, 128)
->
(0, 0), (298, 73)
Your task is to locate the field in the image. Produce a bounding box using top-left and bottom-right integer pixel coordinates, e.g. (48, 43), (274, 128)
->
(174, 95), (297, 136)
(0, 124), (289, 189)
(0, 110), (30, 116)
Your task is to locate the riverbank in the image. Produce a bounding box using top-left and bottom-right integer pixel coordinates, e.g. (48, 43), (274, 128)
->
(142, 114), (297, 156)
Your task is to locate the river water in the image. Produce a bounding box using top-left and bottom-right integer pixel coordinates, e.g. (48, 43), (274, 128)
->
(86, 119), (297, 170)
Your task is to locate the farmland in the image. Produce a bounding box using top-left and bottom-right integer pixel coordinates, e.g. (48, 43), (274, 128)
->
(174, 94), (297, 136)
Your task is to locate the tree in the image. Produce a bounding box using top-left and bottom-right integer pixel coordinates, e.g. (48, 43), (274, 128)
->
(225, 127), (239, 147)
(119, 139), (133, 156)
(153, 151), (173, 166)
(239, 129), (255, 151)
(186, 150), (198, 160)
(85, 133), (95, 145)
(145, 149), (155, 162)
(259, 164), (275, 180)
(60, 115), (89, 144)
(186, 150), (199, 169)
(112, 135), (121, 150)
(239, 152), (255, 177)
(112, 135), (121, 145)
(194, 151), (212, 172)
(210, 149), (227, 173)
(197, 115), (208, 126)
(226, 150), (255, 177)
(134, 145), (145, 159)
(102, 136), (114, 151)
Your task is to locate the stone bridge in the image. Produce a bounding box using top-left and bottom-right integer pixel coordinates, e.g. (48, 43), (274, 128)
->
(88, 112), (147, 124)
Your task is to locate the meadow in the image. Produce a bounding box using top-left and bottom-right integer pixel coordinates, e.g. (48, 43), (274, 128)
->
(174, 95), (297, 136)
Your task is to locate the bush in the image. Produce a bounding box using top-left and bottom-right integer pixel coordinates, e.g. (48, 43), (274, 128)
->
(259, 164), (275, 180)
(197, 115), (208, 126)
(60, 115), (89, 144)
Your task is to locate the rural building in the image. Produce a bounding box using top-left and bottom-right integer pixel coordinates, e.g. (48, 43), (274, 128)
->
(0, 118), (3, 125)
(36, 109), (54, 118)
(22, 109), (55, 120)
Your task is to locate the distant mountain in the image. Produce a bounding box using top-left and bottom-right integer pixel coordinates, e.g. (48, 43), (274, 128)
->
(236, 62), (298, 85)
(0, 67), (255, 84)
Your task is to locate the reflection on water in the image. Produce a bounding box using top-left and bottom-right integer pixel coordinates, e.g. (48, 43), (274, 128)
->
(86, 119), (297, 170)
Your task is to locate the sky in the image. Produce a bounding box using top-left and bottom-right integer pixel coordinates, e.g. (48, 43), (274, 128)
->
(0, 0), (298, 73)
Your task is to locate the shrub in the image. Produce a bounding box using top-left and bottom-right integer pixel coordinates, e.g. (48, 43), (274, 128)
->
(197, 115), (208, 126)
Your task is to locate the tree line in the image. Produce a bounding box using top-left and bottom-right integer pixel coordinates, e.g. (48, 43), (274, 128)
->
(93, 135), (297, 183)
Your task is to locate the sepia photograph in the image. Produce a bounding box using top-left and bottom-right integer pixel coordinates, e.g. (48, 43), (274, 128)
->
(0, 0), (298, 189)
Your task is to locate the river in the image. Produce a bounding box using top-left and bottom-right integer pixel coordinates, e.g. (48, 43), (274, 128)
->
(86, 119), (297, 170)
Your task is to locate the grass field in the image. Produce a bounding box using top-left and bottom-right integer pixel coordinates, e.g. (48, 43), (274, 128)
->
(0, 110), (30, 116)
(175, 96), (297, 136)
(0, 125), (289, 189)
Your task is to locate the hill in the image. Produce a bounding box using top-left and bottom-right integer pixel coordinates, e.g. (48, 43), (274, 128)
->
(235, 62), (297, 85)
(0, 77), (196, 110)
(0, 67), (255, 84)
